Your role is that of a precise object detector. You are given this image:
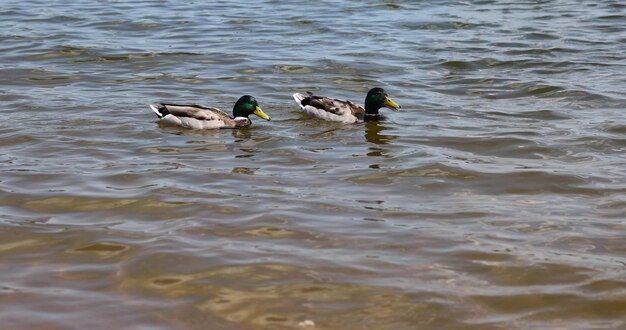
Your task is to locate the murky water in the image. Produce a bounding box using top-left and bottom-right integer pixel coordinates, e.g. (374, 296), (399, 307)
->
(1, 0), (625, 329)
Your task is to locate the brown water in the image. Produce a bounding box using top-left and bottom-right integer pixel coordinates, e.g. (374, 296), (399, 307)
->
(1, 0), (626, 329)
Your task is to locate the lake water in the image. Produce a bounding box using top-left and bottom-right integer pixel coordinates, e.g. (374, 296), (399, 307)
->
(1, 0), (625, 329)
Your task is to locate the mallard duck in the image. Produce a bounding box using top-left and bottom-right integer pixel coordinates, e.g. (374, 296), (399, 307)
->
(149, 95), (270, 129)
(292, 87), (400, 123)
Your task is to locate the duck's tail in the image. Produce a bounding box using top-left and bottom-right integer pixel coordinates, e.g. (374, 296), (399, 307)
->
(149, 103), (170, 119)
(292, 93), (308, 109)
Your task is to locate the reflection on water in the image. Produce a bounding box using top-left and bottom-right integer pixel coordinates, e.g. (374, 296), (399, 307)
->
(231, 129), (252, 140)
(1, 0), (625, 329)
(365, 121), (398, 162)
(364, 120), (397, 145)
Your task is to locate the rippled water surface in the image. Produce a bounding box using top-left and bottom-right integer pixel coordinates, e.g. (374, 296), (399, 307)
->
(1, 0), (625, 329)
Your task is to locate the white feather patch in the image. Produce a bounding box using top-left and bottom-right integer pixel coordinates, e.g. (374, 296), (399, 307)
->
(303, 105), (357, 123)
(159, 114), (183, 126)
(179, 117), (226, 129)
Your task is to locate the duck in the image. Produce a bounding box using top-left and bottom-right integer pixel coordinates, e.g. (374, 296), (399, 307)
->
(292, 87), (400, 123)
(149, 95), (271, 129)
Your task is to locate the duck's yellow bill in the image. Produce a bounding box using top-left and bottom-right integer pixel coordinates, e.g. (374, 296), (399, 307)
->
(384, 96), (400, 111)
(254, 106), (271, 121)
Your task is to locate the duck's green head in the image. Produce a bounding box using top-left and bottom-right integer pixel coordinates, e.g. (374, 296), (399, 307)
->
(364, 88), (400, 115)
(233, 95), (271, 121)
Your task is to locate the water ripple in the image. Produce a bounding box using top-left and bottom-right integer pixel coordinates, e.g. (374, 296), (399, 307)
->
(0, 0), (625, 329)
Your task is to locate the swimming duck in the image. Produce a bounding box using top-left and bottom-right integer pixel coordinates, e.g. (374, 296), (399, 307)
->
(292, 87), (400, 123)
(149, 95), (270, 129)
